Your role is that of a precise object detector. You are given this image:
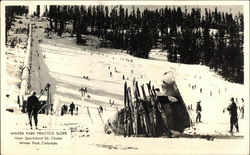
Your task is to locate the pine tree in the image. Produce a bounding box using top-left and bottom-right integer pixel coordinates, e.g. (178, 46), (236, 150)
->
(36, 5), (40, 18)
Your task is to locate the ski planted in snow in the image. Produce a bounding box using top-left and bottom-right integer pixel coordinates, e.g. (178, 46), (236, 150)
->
(132, 81), (139, 136)
(87, 107), (93, 124)
(97, 108), (104, 124)
(146, 82), (157, 137)
(140, 84), (152, 136)
(124, 82), (128, 137)
(127, 87), (134, 137)
(135, 81), (149, 136)
(151, 86), (173, 137)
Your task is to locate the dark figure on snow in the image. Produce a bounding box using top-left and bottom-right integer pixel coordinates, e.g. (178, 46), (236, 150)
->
(76, 107), (79, 115)
(70, 102), (75, 116)
(63, 104), (67, 114)
(227, 97), (239, 133)
(61, 106), (64, 116)
(99, 105), (103, 114)
(240, 98), (244, 119)
(196, 100), (202, 123)
(26, 91), (40, 129)
(111, 100), (114, 107)
(210, 91), (213, 96)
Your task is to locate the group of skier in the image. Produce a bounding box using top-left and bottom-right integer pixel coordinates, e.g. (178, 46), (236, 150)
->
(26, 88), (244, 133)
(193, 96), (244, 133)
(60, 102), (78, 116)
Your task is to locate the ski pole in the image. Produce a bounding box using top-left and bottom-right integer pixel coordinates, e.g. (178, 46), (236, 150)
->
(87, 107), (93, 124)
(97, 108), (104, 125)
(36, 85), (49, 114)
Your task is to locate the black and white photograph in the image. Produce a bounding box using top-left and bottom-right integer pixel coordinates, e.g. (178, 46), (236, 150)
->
(1, 1), (249, 155)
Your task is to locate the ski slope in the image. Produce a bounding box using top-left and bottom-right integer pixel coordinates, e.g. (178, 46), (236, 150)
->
(2, 18), (249, 155)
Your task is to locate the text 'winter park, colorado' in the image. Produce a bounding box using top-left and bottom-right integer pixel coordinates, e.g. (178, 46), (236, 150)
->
(9, 130), (71, 147)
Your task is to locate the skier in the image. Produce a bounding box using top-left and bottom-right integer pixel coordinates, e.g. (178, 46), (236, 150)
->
(65, 105), (68, 113)
(227, 97), (239, 133)
(99, 105), (103, 114)
(62, 104), (67, 114)
(196, 100), (202, 123)
(240, 98), (244, 119)
(50, 104), (54, 113)
(76, 107), (79, 115)
(111, 100), (114, 107)
(61, 106), (64, 116)
(70, 102), (75, 116)
(26, 91), (40, 129)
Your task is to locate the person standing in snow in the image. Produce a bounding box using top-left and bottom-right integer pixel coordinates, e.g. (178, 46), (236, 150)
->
(99, 105), (103, 114)
(240, 98), (244, 119)
(70, 102), (75, 116)
(62, 104), (67, 114)
(76, 107), (79, 115)
(196, 100), (202, 123)
(26, 91), (40, 129)
(61, 106), (64, 116)
(227, 97), (239, 133)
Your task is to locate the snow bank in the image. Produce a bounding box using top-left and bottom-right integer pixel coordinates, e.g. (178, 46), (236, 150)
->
(20, 23), (32, 105)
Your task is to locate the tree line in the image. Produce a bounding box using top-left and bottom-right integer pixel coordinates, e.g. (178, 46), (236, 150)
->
(6, 5), (244, 84)
(45, 5), (244, 83)
(5, 6), (29, 42)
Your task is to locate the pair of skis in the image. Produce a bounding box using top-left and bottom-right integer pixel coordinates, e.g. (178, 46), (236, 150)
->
(123, 80), (172, 137)
(146, 81), (172, 137)
(123, 81), (142, 137)
(134, 81), (151, 137)
(124, 82), (132, 137)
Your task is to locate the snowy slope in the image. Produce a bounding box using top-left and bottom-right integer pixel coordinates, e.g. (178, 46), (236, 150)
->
(2, 18), (249, 155)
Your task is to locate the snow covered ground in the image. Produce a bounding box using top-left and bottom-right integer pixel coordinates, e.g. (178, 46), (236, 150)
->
(2, 17), (249, 155)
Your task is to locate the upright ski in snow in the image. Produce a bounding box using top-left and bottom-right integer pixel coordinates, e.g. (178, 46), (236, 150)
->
(124, 82), (127, 137)
(146, 82), (157, 137)
(151, 86), (172, 137)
